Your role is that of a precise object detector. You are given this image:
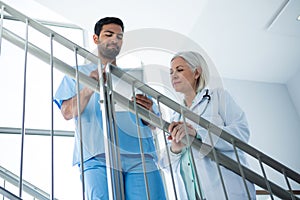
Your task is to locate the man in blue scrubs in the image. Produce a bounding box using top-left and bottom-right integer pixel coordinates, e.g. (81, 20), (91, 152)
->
(54, 17), (166, 200)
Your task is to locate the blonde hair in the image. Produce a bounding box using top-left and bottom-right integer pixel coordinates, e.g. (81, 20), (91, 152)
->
(171, 51), (210, 92)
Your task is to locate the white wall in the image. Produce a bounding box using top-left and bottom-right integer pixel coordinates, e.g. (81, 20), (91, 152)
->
(223, 78), (300, 187)
(287, 67), (300, 122)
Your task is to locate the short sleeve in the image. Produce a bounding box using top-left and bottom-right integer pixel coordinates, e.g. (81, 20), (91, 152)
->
(54, 75), (77, 109)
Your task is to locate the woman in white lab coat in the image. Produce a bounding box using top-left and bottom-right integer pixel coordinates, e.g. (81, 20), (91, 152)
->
(160, 51), (256, 200)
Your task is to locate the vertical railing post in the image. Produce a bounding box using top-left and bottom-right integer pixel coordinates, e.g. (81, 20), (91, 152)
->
(231, 140), (251, 199)
(0, 5), (4, 55)
(257, 154), (274, 200)
(2, 179), (5, 200)
(105, 66), (124, 200)
(207, 125), (228, 200)
(74, 47), (86, 200)
(181, 109), (205, 200)
(109, 93), (125, 200)
(49, 33), (55, 200)
(132, 83), (150, 200)
(19, 17), (29, 199)
(156, 97), (178, 200)
(282, 169), (295, 200)
(98, 62), (114, 200)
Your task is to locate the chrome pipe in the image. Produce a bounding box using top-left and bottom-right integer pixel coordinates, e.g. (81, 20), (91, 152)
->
(257, 154), (274, 200)
(156, 97), (178, 200)
(19, 17), (29, 198)
(105, 68), (125, 200)
(232, 140), (251, 199)
(181, 110), (204, 200)
(0, 166), (51, 200)
(50, 33), (55, 200)
(0, 186), (22, 200)
(132, 84), (150, 200)
(0, 1), (98, 65)
(282, 169), (296, 200)
(2, 179), (5, 200)
(0, 127), (74, 137)
(207, 127), (228, 200)
(0, 5), (4, 55)
(74, 47), (86, 200)
(98, 63), (114, 200)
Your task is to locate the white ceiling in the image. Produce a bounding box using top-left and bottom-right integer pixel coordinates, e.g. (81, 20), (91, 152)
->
(5, 0), (300, 83)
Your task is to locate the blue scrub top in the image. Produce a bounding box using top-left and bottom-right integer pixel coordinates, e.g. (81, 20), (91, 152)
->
(54, 63), (157, 166)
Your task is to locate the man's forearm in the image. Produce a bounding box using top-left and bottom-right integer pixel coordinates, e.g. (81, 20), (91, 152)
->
(61, 87), (94, 120)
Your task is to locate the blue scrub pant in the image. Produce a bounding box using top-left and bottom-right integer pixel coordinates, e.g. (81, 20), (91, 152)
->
(81, 154), (166, 200)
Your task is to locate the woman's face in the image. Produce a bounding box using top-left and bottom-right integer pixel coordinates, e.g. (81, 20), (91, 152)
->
(170, 57), (199, 93)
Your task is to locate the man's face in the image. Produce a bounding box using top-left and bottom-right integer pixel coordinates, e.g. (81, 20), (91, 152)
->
(95, 24), (123, 60)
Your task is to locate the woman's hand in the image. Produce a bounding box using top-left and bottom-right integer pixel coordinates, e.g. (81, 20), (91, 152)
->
(168, 121), (197, 153)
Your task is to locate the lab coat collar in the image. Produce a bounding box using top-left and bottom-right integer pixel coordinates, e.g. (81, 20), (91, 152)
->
(188, 88), (210, 110)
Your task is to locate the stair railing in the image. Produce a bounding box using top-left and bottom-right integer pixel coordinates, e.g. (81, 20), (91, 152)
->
(0, 165), (57, 200)
(1, 1), (299, 200)
(108, 64), (300, 200)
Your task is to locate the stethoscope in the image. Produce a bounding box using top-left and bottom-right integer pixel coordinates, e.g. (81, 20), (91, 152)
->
(199, 89), (211, 116)
(178, 89), (211, 120)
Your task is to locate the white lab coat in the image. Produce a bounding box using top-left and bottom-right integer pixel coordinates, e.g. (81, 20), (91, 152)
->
(160, 88), (256, 200)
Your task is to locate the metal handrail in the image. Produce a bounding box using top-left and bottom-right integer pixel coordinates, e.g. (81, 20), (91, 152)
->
(2, 14), (84, 30)
(105, 83), (300, 200)
(0, 166), (56, 200)
(0, 186), (22, 200)
(2, 19), (300, 200)
(110, 65), (300, 185)
(0, 1), (98, 65)
(1, 1), (299, 199)
(0, 127), (74, 137)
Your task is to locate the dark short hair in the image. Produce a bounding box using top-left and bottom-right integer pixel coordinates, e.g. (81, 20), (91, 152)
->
(94, 17), (124, 36)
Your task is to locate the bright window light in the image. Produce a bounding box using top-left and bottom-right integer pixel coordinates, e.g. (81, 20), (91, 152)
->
(298, 15), (300, 21)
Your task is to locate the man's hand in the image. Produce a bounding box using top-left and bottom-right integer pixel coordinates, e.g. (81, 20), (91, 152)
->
(132, 94), (154, 127)
(89, 68), (106, 84)
(132, 94), (153, 111)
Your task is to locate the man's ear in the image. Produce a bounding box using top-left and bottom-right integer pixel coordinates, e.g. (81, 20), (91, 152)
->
(93, 34), (99, 44)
